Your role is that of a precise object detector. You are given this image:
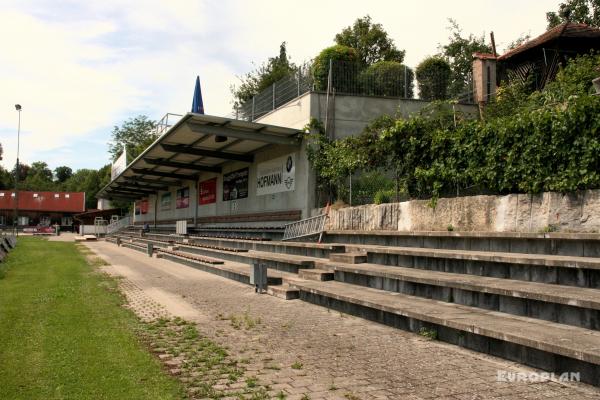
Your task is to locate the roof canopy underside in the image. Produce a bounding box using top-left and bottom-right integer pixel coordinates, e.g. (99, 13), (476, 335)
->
(97, 113), (302, 201)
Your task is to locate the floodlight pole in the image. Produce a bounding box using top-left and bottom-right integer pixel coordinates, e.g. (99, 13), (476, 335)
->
(13, 104), (21, 237)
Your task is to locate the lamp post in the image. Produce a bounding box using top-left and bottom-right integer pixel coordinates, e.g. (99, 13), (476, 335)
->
(13, 104), (21, 237)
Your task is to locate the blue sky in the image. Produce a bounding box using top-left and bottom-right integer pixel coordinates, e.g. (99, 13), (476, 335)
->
(0, 0), (559, 172)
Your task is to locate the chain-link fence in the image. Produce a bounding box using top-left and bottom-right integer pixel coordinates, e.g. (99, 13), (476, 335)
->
(231, 60), (475, 121)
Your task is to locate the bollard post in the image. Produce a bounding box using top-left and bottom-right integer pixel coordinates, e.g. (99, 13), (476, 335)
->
(147, 242), (153, 257)
(116, 237), (121, 246)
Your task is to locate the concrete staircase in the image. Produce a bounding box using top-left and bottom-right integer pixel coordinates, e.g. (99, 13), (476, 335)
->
(107, 229), (600, 385)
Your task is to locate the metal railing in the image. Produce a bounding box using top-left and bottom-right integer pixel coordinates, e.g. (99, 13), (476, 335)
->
(282, 213), (328, 242)
(106, 216), (132, 235)
(231, 60), (475, 122)
(156, 113), (183, 136)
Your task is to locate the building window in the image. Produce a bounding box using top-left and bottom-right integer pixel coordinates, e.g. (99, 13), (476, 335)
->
(0, 193), (4, 197)
(33, 193), (39, 198)
(65, 194), (70, 198)
(54, 193), (60, 198)
(11, 193), (15, 197)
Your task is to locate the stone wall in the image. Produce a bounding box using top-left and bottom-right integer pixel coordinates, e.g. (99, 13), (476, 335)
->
(323, 190), (600, 232)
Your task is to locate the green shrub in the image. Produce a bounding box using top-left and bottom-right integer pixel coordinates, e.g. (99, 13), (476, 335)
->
(416, 56), (451, 100)
(374, 189), (395, 204)
(361, 61), (414, 97)
(312, 45), (359, 91)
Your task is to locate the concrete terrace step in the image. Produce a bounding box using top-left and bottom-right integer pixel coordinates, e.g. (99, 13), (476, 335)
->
(156, 249), (224, 265)
(329, 262), (600, 329)
(267, 284), (299, 300)
(329, 252), (367, 264)
(353, 245), (600, 269)
(325, 230), (600, 257)
(187, 235), (346, 258)
(298, 268), (334, 281)
(291, 279), (600, 384)
(156, 251), (283, 287)
(170, 245), (321, 274)
(349, 244), (600, 288)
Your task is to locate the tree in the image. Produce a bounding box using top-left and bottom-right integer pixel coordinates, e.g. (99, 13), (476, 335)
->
(547, 0), (600, 28)
(108, 115), (157, 162)
(361, 61), (414, 98)
(312, 45), (359, 90)
(416, 57), (452, 100)
(231, 42), (296, 108)
(439, 20), (492, 99)
(22, 162), (55, 191)
(54, 166), (73, 183)
(334, 15), (405, 67)
(505, 33), (531, 52)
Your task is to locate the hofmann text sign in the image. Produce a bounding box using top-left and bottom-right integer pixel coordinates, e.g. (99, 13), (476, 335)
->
(256, 153), (296, 196)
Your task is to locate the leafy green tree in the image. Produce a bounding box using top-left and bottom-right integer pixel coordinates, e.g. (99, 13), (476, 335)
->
(312, 45), (359, 91)
(108, 115), (157, 162)
(22, 161), (55, 191)
(416, 57), (452, 100)
(54, 166), (73, 183)
(362, 61), (414, 97)
(231, 42), (296, 108)
(547, 0), (600, 28)
(439, 20), (492, 99)
(334, 15), (405, 67)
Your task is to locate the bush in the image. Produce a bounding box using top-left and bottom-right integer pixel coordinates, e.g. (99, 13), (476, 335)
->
(374, 189), (395, 204)
(361, 61), (414, 98)
(416, 56), (451, 100)
(312, 45), (359, 91)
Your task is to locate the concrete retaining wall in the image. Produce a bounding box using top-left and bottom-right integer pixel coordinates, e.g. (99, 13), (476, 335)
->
(323, 190), (600, 233)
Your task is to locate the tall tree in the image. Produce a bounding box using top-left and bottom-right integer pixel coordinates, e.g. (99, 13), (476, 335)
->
(108, 115), (157, 162)
(22, 162), (55, 191)
(439, 20), (492, 99)
(334, 15), (405, 67)
(547, 0), (600, 28)
(231, 42), (296, 108)
(54, 166), (73, 183)
(416, 57), (452, 101)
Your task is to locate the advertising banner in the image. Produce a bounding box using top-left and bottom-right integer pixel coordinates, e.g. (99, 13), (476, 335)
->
(256, 153), (296, 196)
(161, 192), (172, 210)
(223, 168), (249, 201)
(199, 178), (217, 205)
(176, 187), (190, 209)
(140, 199), (149, 214)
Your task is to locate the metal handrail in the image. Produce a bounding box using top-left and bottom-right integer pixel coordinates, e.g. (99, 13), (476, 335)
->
(106, 216), (132, 235)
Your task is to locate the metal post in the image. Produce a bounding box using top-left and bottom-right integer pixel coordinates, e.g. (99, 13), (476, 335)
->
(251, 97), (255, 121)
(13, 105), (21, 237)
(147, 242), (153, 257)
(297, 70), (301, 96)
(272, 83), (276, 110)
(404, 65), (408, 98)
(349, 173), (352, 206)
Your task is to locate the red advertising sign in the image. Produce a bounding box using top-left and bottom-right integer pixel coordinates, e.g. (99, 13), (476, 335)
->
(199, 178), (217, 205)
(140, 199), (149, 214)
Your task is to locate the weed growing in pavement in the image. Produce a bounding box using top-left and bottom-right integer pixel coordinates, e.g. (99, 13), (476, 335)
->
(138, 318), (273, 399)
(418, 327), (438, 340)
(291, 361), (304, 370)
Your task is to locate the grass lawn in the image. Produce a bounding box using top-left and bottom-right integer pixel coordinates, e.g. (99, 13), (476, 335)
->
(0, 237), (185, 400)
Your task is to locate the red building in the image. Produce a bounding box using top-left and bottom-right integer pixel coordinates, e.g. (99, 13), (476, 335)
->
(0, 191), (85, 231)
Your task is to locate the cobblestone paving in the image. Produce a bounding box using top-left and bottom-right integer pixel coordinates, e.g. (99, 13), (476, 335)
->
(87, 241), (600, 400)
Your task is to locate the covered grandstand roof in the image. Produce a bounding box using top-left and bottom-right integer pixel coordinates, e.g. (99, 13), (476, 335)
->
(97, 113), (303, 201)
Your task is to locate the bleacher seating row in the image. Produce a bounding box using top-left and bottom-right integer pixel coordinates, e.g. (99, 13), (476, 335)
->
(106, 227), (600, 385)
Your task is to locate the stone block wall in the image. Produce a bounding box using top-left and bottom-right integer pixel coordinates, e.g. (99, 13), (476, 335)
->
(322, 190), (600, 232)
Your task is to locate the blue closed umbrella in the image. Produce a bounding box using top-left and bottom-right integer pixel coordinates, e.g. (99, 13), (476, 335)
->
(191, 76), (204, 114)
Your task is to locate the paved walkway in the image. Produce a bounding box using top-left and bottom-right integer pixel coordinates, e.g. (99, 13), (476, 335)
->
(85, 241), (600, 400)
